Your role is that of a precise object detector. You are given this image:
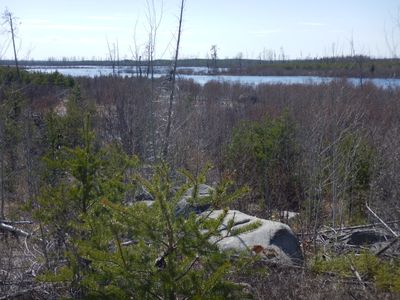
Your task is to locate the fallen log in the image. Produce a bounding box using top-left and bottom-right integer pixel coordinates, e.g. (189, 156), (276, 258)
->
(0, 219), (33, 225)
(375, 235), (400, 257)
(299, 220), (400, 236)
(0, 222), (30, 238)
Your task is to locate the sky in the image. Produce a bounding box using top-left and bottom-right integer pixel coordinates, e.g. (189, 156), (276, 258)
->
(1, 0), (399, 61)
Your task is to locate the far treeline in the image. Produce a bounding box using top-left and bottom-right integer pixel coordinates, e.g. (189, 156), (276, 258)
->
(1, 56), (400, 78)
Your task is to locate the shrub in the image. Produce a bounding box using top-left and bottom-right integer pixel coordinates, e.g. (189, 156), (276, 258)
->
(312, 251), (400, 292)
(224, 111), (301, 214)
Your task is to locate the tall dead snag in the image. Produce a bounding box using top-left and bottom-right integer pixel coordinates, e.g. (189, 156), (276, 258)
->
(130, 19), (143, 78)
(2, 9), (20, 78)
(106, 38), (118, 76)
(210, 45), (218, 73)
(163, 0), (185, 159)
(145, 0), (163, 79)
(144, 0), (163, 160)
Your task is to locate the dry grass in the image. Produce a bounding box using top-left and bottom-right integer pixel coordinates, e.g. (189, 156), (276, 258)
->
(237, 263), (396, 300)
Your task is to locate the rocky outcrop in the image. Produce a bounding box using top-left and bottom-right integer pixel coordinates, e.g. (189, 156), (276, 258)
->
(134, 183), (303, 265)
(206, 210), (304, 265)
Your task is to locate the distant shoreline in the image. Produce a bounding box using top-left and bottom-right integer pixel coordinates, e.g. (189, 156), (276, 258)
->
(1, 56), (400, 79)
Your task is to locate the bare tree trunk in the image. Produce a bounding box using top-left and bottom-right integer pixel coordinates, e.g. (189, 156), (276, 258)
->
(130, 20), (143, 79)
(145, 0), (163, 80)
(9, 13), (19, 78)
(163, 0), (185, 159)
(143, 0), (163, 160)
(3, 10), (20, 78)
(106, 38), (116, 76)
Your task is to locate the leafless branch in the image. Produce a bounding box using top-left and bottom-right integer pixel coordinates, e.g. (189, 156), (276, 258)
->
(365, 203), (398, 237)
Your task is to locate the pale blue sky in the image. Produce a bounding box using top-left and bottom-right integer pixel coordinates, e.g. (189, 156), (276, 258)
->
(1, 0), (399, 60)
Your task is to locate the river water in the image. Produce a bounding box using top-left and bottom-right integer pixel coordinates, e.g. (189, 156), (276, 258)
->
(25, 65), (400, 89)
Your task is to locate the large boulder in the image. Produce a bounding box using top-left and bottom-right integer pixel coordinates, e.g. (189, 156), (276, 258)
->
(206, 210), (304, 265)
(175, 184), (213, 217)
(134, 184), (213, 213)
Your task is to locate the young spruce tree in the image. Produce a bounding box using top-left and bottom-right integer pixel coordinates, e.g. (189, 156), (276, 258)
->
(36, 130), (259, 298)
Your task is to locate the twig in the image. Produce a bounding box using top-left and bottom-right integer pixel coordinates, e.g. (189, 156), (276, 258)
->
(121, 239), (138, 246)
(365, 203), (398, 237)
(349, 262), (366, 291)
(24, 235), (36, 259)
(375, 235), (400, 257)
(174, 255), (199, 282)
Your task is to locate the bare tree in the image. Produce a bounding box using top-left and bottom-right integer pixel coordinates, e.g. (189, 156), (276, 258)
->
(210, 45), (218, 72)
(279, 46), (286, 61)
(130, 19), (143, 78)
(162, 0), (185, 159)
(145, 0), (163, 79)
(2, 9), (20, 78)
(348, 34), (365, 86)
(106, 37), (118, 76)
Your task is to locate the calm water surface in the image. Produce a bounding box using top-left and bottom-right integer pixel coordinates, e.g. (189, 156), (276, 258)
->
(25, 65), (400, 89)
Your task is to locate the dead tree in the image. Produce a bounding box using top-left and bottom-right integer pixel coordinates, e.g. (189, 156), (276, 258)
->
(106, 38), (118, 76)
(163, 0), (185, 159)
(130, 19), (143, 78)
(210, 45), (218, 73)
(2, 9), (20, 78)
(145, 0), (163, 79)
(144, 0), (163, 160)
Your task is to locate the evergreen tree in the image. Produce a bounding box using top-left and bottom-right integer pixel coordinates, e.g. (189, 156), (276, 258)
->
(35, 117), (138, 291)
(36, 133), (258, 298)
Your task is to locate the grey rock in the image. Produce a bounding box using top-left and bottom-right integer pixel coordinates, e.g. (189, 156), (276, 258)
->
(183, 184), (214, 198)
(175, 184), (213, 217)
(134, 184), (214, 214)
(205, 210), (304, 265)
